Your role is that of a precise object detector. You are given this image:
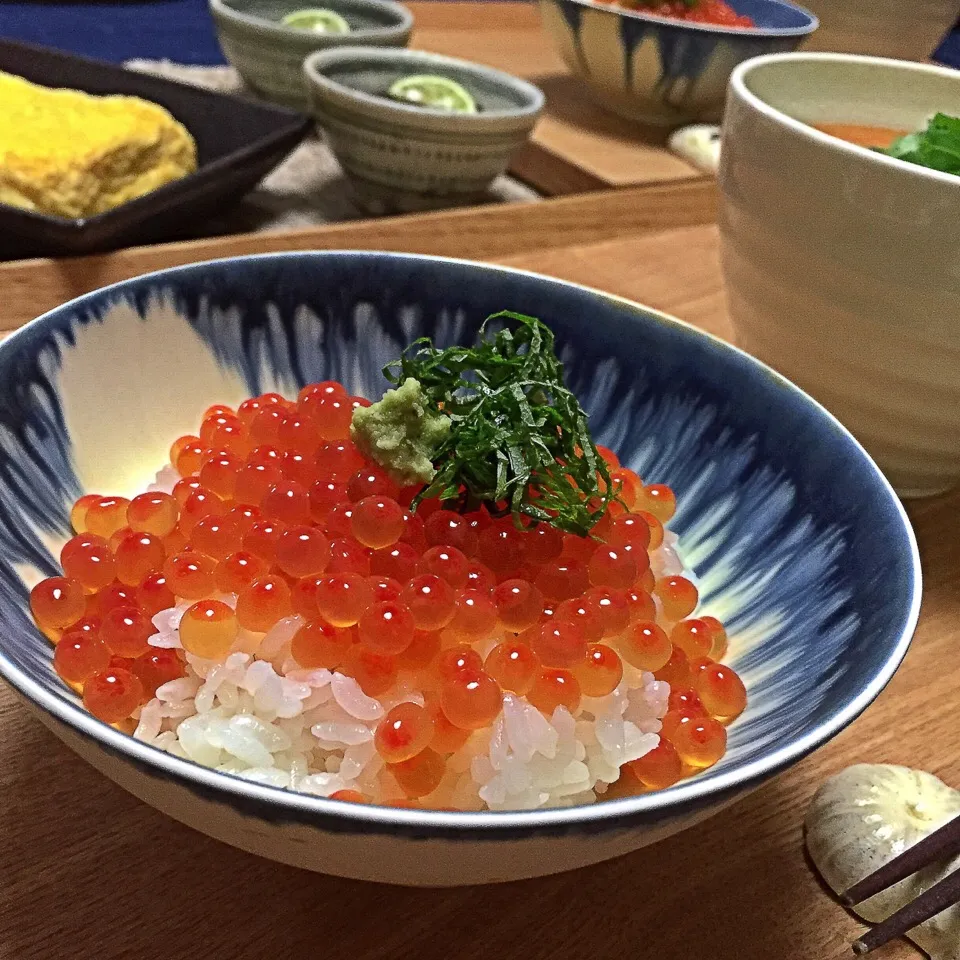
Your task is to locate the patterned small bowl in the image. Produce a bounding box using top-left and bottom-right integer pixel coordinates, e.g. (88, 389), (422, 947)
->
(538, 0), (817, 126)
(0, 252), (919, 886)
(209, 0), (413, 110)
(303, 47), (545, 213)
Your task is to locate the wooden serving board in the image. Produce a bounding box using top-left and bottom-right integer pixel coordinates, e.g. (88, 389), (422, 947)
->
(410, 2), (706, 195)
(1, 212), (956, 960)
(0, 179), (717, 333)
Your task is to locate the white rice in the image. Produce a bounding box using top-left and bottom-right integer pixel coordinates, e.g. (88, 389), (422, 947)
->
(131, 471), (686, 809)
(136, 595), (677, 810)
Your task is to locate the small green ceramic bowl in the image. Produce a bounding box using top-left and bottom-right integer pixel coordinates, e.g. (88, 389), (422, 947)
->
(304, 46), (545, 214)
(210, 0), (413, 109)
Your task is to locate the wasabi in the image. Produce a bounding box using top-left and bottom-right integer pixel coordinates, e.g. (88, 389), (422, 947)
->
(350, 377), (451, 486)
(381, 312), (613, 533)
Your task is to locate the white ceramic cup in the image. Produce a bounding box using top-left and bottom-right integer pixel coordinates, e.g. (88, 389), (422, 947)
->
(718, 52), (960, 498)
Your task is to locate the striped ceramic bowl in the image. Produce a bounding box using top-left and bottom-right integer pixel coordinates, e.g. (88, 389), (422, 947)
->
(720, 53), (960, 498)
(304, 48), (544, 214)
(538, 0), (817, 125)
(210, 0), (413, 110)
(0, 253), (918, 885)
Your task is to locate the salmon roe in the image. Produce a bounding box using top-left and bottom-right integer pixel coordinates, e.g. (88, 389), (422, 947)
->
(573, 643), (623, 697)
(61, 534), (117, 592)
(82, 667), (144, 723)
(85, 496), (132, 538)
(390, 747), (445, 798)
(341, 644), (397, 696)
(291, 620), (354, 669)
(598, 0), (755, 27)
(180, 600), (239, 659)
(695, 662), (747, 720)
(30, 380), (746, 811)
(69, 493), (102, 534)
(358, 600), (415, 654)
(375, 702), (434, 762)
(445, 589), (497, 642)
(54, 631), (110, 684)
(440, 671), (502, 730)
(485, 640), (540, 695)
(127, 492), (179, 537)
(132, 648), (184, 697)
(101, 605), (153, 657)
(114, 532), (165, 585)
(493, 578), (543, 632)
(628, 739), (683, 789)
(670, 618), (713, 659)
(31, 576), (85, 630)
(236, 575), (292, 632)
(527, 668), (581, 716)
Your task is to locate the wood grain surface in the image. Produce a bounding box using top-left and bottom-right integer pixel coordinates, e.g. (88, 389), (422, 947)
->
(1, 222), (955, 960)
(409, 2), (704, 195)
(0, 180), (717, 333)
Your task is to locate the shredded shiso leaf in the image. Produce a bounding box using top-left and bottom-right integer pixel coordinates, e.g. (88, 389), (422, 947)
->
(374, 310), (615, 536)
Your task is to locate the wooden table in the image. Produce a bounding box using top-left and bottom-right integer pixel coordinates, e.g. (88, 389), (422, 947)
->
(0, 180), (717, 331)
(1, 211), (957, 960)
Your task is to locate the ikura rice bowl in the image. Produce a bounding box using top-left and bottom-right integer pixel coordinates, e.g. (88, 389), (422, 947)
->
(30, 317), (746, 812)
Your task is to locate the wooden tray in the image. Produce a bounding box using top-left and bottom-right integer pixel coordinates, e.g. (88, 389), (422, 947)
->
(0, 179), (717, 334)
(2, 196), (956, 960)
(411, 2), (705, 195)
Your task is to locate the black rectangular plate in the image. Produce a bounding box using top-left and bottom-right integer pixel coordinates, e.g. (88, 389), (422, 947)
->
(0, 40), (313, 260)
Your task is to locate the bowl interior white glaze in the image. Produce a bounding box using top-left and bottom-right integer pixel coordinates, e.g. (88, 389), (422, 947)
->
(739, 52), (960, 132)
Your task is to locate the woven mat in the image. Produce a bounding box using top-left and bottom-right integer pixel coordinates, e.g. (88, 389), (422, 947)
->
(126, 60), (541, 235)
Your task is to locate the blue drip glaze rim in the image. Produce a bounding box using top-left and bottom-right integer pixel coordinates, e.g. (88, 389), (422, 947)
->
(0, 252), (919, 838)
(545, 0), (819, 38)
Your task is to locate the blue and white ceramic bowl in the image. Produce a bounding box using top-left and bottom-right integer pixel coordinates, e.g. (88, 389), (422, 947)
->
(0, 253), (918, 886)
(539, 0), (817, 125)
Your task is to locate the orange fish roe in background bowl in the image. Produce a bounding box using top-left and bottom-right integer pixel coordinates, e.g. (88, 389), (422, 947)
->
(0, 252), (918, 887)
(600, 0), (755, 27)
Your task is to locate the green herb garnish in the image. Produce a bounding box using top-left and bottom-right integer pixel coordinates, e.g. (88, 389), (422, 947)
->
(380, 311), (614, 536)
(876, 112), (960, 176)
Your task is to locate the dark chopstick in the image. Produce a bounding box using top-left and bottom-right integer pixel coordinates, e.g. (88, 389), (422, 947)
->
(841, 812), (960, 955)
(843, 813), (960, 906)
(852, 865), (960, 955)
